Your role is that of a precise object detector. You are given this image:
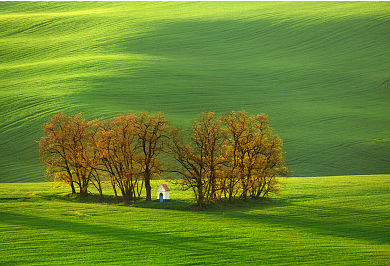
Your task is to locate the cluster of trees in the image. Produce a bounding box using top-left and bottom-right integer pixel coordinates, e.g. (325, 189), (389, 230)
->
(38, 111), (289, 207)
(38, 112), (168, 204)
(170, 111), (289, 208)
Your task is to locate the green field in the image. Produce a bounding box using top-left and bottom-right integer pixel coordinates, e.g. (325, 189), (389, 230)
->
(1, 2), (390, 182)
(0, 175), (389, 265)
(1, 3), (389, 265)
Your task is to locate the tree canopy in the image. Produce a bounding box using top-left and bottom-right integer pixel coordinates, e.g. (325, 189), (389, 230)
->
(38, 110), (289, 207)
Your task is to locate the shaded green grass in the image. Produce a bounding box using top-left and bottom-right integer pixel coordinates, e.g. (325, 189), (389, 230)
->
(1, 2), (390, 181)
(0, 175), (390, 265)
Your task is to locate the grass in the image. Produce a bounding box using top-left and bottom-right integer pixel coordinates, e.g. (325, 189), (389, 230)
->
(1, 2), (390, 182)
(0, 175), (389, 265)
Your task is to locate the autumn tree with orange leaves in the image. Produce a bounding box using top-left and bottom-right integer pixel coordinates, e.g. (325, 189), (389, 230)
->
(39, 112), (170, 202)
(136, 112), (170, 202)
(38, 113), (99, 195)
(94, 113), (142, 204)
(39, 110), (288, 207)
(169, 112), (225, 208)
(169, 111), (289, 208)
(221, 111), (289, 200)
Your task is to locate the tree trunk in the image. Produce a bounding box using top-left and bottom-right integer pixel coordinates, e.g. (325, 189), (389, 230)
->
(97, 184), (104, 202)
(122, 193), (130, 205)
(80, 186), (88, 195)
(145, 174), (152, 201)
(96, 181), (104, 202)
(197, 184), (204, 208)
(111, 180), (119, 204)
(70, 182), (76, 194)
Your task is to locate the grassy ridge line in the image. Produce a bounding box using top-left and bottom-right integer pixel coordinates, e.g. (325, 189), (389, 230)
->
(1, 2), (390, 182)
(0, 175), (389, 265)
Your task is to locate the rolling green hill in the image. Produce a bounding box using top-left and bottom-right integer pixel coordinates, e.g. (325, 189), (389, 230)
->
(1, 175), (389, 265)
(1, 2), (390, 182)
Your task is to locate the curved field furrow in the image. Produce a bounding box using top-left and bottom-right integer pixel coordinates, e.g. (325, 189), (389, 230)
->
(0, 2), (390, 182)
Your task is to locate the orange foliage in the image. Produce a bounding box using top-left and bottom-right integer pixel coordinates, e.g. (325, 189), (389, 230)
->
(38, 110), (288, 206)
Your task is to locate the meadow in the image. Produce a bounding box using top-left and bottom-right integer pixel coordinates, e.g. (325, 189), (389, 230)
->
(1, 2), (389, 265)
(1, 2), (390, 182)
(1, 175), (389, 265)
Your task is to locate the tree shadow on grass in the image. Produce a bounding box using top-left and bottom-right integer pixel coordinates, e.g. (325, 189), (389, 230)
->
(33, 190), (297, 213)
(222, 202), (390, 245)
(0, 210), (248, 264)
(38, 191), (195, 211)
(8, 190), (389, 247)
(128, 199), (194, 211)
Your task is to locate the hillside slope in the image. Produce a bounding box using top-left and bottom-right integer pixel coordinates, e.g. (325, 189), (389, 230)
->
(1, 2), (390, 182)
